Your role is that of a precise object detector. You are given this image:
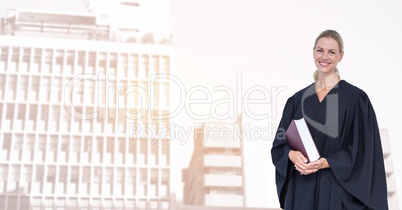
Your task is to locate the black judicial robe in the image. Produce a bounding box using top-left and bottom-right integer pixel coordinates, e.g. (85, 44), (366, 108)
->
(271, 80), (388, 210)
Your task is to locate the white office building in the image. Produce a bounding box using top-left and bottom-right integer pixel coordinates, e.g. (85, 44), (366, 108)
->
(0, 1), (174, 209)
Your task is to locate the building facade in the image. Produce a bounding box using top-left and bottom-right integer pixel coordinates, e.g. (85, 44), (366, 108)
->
(182, 117), (246, 207)
(0, 3), (173, 210)
(380, 129), (399, 210)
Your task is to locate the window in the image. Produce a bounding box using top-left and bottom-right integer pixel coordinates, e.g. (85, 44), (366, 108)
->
(32, 48), (42, 73)
(98, 52), (107, 72)
(30, 76), (40, 101)
(0, 75), (5, 99)
(37, 135), (47, 151)
(6, 75), (17, 100)
(71, 136), (81, 152)
(35, 166), (44, 184)
(139, 55), (149, 79)
(138, 200), (147, 210)
(139, 168), (147, 196)
(46, 166), (55, 181)
(93, 167), (102, 184)
(54, 50), (64, 74)
(161, 169), (169, 196)
(60, 136), (69, 152)
(149, 55), (159, 75)
(10, 47), (20, 72)
(43, 49), (53, 74)
(25, 135), (35, 151)
(50, 106), (61, 132)
(109, 53), (117, 74)
(150, 140), (158, 165)
(58, 166), (67, 183)
(47, 136), (58, 158)
(120, 53), (128, 77)
(0, 46), (9, 72)
(56, 166), (67, 194)
(70, 166), (79, 183)
(20, 48), (31, 73)
(17, 75), (29, 100)
(82, 167), (91, 184)
(150, 200), (158, 210)
(87, 52), (96, 74)
(39, 105), (49, 131)
(16, 104), (26, 130)
(52, 77), (63, 102)
(0, 165), (8, 182)
(84, 79), (96, 104)
(93, 167), (102, 195)
(139, 140), (148, 164)
(150, 169), (158, 196)
(83, 137), (92, 153)
(161, 140), (169, 165)
(65, 50), (74, 75)
(76, 51), (85, 74)
(161, 200), (170, 210)
(104, 167), (113, 195)
(40, 76), (51, 101)
(13, 134), (24, 151)
(127, 168), (136, 196)
(69, 167), (79, 194)
(55, 197), (66, 210)
(128, 54), (138, 78)
(160, 56), (170, 74)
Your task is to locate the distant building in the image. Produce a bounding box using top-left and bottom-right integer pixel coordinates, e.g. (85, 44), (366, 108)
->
(380, 129), (399, 210)
(0, 1), (174, 209)
(182, 117), (246, 207)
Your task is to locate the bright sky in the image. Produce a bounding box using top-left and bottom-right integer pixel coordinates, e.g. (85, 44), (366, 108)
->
(171, 0), (402, 208)
(2, 0), (402, 208)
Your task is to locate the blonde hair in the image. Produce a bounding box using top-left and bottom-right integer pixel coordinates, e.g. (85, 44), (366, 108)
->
(313, 30), (343, 81)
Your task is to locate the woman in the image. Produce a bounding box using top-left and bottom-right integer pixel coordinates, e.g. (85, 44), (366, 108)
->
(271, 30), (388, 210)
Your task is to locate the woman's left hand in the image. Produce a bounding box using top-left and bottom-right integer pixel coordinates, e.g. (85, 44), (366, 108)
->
(295, 157), (330, 175)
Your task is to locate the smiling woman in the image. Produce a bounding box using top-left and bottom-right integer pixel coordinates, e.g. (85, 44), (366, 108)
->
(271, 29), (389, 210)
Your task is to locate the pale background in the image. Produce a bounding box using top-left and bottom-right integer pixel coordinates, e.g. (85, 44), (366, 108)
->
(1, 0), (402, 208)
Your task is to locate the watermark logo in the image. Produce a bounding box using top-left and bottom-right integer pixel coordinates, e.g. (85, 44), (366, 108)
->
(63, 71), (287, 142)
(301, 83), (339, 138)
(128, 122), (279, 145)
(64, 72), (287, 121)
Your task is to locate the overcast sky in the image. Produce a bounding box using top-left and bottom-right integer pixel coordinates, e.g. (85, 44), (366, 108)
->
(2, 0), (402, 208)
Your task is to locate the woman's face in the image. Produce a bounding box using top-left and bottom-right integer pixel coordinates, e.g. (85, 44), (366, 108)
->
(313, 37), (344, 76)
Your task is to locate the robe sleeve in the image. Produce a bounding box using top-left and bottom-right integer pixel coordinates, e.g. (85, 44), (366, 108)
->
(326, 91), (388, 209)
(271, 96), (296, 209)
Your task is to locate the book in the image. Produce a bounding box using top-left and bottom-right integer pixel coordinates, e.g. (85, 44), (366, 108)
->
(285, 118), (320, 162)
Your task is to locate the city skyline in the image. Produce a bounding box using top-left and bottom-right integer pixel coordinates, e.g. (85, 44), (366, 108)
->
(1, 0), (402, 208)
(0, 1), (175, 209)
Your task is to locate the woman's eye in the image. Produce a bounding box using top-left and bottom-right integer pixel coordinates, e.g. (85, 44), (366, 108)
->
(316, 49), (323, 52)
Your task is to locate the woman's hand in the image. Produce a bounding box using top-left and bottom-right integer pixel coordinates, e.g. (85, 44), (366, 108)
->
(288, 150), (330, 175)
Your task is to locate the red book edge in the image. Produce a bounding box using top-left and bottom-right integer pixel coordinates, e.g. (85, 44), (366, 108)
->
(285, 119), (320, 162)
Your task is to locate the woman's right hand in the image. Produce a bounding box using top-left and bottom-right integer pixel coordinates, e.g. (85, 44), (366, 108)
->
(288, 150), (318, 175)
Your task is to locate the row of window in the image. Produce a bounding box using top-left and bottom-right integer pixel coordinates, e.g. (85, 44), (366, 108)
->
(0, 47), (170, 77)
(0, 103), (170, 133)
(0, 74), (170, 108)
(0, 196), (170, 210)
(0, 133), (170, 165)
(0, 165), (169, 196)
